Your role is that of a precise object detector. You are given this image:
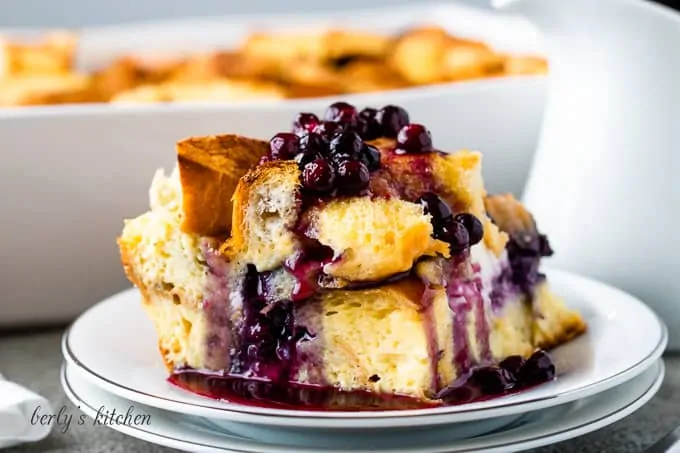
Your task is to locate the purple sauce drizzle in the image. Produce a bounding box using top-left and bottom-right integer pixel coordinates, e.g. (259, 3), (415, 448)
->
(200, 240), (236, 370)
(441, 256), (493, 375)
(419, 284), (442, 392)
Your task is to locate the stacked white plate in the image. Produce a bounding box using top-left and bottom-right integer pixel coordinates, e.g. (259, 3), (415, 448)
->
(61, 268), (667, 453)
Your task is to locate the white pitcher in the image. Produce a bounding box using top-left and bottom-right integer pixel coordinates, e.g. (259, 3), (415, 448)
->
(494, 0), (680, 348)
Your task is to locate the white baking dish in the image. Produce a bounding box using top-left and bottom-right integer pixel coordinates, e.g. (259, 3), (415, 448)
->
(0, 2), (547, 327)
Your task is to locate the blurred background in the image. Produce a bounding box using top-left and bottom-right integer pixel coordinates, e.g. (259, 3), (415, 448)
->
(0, 0), (675, 27)
(0, 0), (493, 27)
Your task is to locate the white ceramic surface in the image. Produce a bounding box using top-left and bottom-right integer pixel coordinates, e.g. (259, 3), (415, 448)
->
(62, 268), (667, 429)
(61, 360), (665, 453)
(495, 0), (680, 348)
(0, 2), (548, 327)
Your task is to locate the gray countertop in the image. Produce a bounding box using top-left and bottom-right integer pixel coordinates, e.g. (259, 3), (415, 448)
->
(1, 328), (679, 453)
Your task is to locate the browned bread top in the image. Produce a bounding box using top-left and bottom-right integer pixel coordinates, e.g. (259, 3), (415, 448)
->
(177, 134), (269, 237)
(484, 193), (537, 239)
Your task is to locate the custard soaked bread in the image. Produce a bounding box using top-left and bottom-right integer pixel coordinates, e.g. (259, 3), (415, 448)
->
(118, 102), (584, 408)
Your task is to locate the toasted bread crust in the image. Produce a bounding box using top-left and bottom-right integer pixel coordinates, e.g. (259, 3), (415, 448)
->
(484, 193), (536, 234)
(219, 160), (301, 265)
(177, 134), (269, 237)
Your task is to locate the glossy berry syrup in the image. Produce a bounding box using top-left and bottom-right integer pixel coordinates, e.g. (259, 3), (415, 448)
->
(168, 102), (558, 411)
(168, 348), (555, 410)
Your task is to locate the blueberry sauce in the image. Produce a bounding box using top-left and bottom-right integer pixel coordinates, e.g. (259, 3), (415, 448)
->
(200, 240), (236, 370)
(169, 349), (556, 410)
(283, 242), (336, 301)
(444, 257), (480, 376)
(169, 372), (439, 410)
(168, 103), (557, 411)
(486, 206), (555, 305)
(419, 282), (443, 392)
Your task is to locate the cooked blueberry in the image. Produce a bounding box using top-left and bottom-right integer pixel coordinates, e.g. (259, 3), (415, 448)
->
(359, 144), (381, 172)
(538, 234), (554, 257)
(330, 152), (354, 167)
(454, 213), (484, 246)
(298, 131), (326, 156)
(268, 132), (300, 160)
(329, 130), (363, 158)
(395, 123), (433, 154)
(335, 160), (370, 194)
(294, 326), (315, 343)
(276, 344), (291, 361)
(324, 101), (358, 127)
(470, 366), (512, 394)
(436, 221), (470, 253)
(376, 105), (410, 138)
(294, 151), (321, 169)
(416, 192), (453, 225)
(313, 121), (345, 141)
(518, 350), (556, 386)
(292, 112), (320, 135)
(302, 158), (336, 193)
(357, 107), (381, 140)
(499, 355), (525, 379)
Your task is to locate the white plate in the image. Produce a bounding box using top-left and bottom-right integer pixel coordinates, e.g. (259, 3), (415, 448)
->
(62, 268), (667, 429)
(61, 360), (665, 453)
(0, 2), (547, 328)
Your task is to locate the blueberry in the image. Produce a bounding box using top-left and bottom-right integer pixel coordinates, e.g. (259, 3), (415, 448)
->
(358, 144), (381, 172)
(268, 132), (300, 160)
(329, 130), (363, 158)
(313, 121), (346, 141)
(357, 107), (382, 140)
(538, 234), (554, 257)
(330, 152), (354, 167)
(298, 131), (326, 156)
(292, 112), (320, 135)
(454, 213), (484, 247)
(324, 101), (358, 127)
(437, 221), (470, 253)
(416, 192), (453, 225)
(499, 355), (526, 379)
(470, 366), (513, 395)
(302, 158), (336, 193)
(518, 350), (556, 386)
(294, 151), (321, 169)
(395, 123), (433, 154)
(335, 160), (370, 195)
(375, 105), (410, 138)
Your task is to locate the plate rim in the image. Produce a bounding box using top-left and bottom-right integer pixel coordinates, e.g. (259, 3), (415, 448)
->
(62, 268), (668, 426)
(61, 360), (665, 453)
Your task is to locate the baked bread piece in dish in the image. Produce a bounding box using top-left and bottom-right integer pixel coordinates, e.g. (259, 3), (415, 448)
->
(0, 24), (547, 107)
(118, 102), (585, 410)
(0, 32), (101, 106)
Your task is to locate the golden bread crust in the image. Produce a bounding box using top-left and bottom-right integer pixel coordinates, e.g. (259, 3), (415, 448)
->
(219, 160), (301, 270)
(484, 193), (537, 235)
(0, 32), (76, 77)
(532, 282), (588, 350)
(177, 134), (269, 237)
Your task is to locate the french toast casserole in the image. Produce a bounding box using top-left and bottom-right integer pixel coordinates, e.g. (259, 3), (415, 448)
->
(117, 102), (585, 409)
(0, 26), (547, 107)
